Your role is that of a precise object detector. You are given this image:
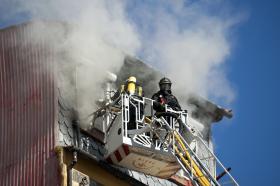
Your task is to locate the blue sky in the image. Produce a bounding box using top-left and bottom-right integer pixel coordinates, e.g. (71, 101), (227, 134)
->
(213, 0), (280, 185)
(1, 0), (280, 185)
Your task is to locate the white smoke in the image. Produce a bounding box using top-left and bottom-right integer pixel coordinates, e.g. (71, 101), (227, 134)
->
(2, 0), (240, 127)
(4, 0), (141, 124)
(127, 1), (238, 106)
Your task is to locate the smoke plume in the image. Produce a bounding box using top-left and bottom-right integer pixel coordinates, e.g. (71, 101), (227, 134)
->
(1, 0), (239, 127)
(126, 1), (238, 106)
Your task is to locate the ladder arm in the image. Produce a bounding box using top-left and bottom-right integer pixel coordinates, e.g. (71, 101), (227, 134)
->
(157, 116), (221, 186)
(174, 145), (210, 186)
(174, 132), (211, 186)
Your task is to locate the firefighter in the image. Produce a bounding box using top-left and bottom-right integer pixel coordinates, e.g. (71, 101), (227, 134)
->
(152, 77), (182, 112)
(123, 76), (144, 130)
(151, 77), (183, 141)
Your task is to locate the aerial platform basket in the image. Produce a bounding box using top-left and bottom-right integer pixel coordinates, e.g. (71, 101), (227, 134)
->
(103, 94), (183, 178)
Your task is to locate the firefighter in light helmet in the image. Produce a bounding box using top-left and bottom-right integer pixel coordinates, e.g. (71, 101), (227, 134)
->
(152, 77), (182, 112)
(124, 76), (144, 130)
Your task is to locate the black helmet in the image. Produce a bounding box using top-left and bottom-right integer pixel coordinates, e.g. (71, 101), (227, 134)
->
(159, 77), (172, 86)
(159, 77), (172, 92)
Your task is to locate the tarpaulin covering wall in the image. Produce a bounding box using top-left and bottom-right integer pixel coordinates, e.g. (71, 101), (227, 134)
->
(0, 23), (59, 186)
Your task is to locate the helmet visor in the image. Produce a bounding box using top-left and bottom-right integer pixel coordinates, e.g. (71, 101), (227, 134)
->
(160, 83), (171, 91)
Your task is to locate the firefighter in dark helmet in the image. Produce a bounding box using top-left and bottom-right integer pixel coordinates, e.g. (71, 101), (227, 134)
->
(152, 77), (182, 112)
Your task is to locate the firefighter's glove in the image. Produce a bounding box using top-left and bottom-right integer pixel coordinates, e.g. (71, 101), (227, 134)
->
(153, 101), (165, 112)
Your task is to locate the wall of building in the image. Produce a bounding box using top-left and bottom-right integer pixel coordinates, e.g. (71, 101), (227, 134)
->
(62, 149), (131, 186)
(0, 23), (59, 186)
(1, 21), (208, 186)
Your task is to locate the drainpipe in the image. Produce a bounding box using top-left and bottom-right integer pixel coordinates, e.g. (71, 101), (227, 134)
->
(72, 117), (81, 148)
(67, 113), (81, 186)
(67, 151), (78, 186)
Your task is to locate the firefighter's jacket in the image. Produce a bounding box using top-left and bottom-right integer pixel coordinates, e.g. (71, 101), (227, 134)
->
(151, 90), (182, 112)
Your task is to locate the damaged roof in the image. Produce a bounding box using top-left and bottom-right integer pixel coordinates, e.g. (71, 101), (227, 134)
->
(187, 94), (233, 123)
